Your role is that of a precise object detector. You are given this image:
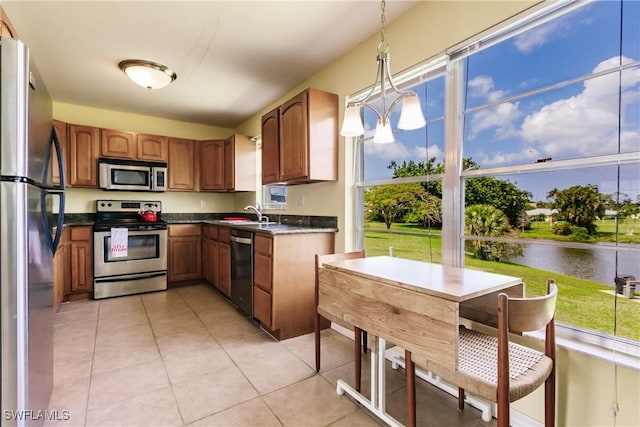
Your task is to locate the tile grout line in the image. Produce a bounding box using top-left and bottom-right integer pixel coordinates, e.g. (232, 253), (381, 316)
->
(143, 289), (190, 426)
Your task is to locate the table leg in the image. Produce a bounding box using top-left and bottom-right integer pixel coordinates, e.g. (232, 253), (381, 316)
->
(335, 336), (403, 427)
(355, 327), (362, 392)
(406, 350), (416, 427)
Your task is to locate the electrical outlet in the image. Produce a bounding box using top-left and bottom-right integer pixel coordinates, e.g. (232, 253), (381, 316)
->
(200, 200), (205, 208)
(298, 194), (305, 207)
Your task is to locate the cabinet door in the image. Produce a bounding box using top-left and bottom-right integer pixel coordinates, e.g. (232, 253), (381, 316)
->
(253, 286), (271, 327)
(68, 124), (99, 187)
(137, 134), (168, 162)
(69, 227), (93, 294)
(224, 137), (235, 191)
(279, 91), (309, 182)
(218, 243), (231, 297)
(168, 236), (202, 282)
(199, 140), (225, 191)
(100, 129), (136, 159)
(261, 108), (280, 184)
(208, 239), (218, 287)
(51, 120), (67, 186)
(168, 138), (195, 191)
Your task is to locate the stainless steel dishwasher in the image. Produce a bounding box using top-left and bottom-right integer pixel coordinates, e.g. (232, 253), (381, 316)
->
(230, 229), (253, 317)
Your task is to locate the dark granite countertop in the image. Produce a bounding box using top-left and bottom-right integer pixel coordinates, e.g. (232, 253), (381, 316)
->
(57, 212), (338, 235)
(200, 220), (337, 235)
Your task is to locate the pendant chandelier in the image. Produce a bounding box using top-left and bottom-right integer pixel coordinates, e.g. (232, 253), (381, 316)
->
(340, 0), (426, 143)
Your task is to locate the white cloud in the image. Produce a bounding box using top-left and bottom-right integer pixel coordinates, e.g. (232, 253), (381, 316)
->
(520, 56), (640, 157)
(478, 146), (542, 166)
(468, 76), (507, 101)
(364, 139), (410, 161)
(413, 144), (444, 163)
(468, 101), (522, 141)
(513, 21), (563, 54)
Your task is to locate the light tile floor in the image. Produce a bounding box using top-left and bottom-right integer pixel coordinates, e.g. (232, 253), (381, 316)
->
(49, 283), (495, 427)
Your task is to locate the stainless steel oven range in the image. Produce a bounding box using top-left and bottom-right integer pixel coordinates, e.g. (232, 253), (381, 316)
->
(93, 199), (167, 299)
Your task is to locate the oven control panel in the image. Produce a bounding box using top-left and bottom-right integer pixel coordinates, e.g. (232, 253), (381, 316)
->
(96, 200), (162, 213)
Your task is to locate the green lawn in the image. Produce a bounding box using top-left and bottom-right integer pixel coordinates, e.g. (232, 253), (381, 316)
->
(364, 227), (640, 341)
(524, 219), (640, 244)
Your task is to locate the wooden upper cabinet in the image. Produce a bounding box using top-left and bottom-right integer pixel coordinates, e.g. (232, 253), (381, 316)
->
(225, 134), (256, 192)
(51, 120), (67, 186)
(262, 88), (338, 185)
(279, 92), (309, 182)
(261, 108), (280, 184)
(68, 124), (99, 188)
(224, 137), (235, 192)
(137, 134), (168, 162)
(168, 137), (196, 191)
(100, 129), (136, 159)
(199, 139), (225, 191)
(199, 135), (256, 193)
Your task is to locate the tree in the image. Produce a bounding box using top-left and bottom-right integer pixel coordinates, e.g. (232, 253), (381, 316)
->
(547, 185), (605, 235)
(364, 184), (420, 229)
(403, 192), (442, 227)
(387, 157), (531, 228)
(464, 204), (523, 261)
(619, 197), (640, 235)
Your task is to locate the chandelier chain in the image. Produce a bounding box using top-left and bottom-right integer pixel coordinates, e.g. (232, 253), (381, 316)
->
(380, 0), (386, 43)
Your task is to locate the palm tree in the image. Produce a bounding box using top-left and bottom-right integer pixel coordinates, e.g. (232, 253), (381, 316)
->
(464, 204), (522, 261)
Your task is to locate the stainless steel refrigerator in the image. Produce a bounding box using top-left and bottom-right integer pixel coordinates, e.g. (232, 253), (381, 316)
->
(1, 37), (65, 426)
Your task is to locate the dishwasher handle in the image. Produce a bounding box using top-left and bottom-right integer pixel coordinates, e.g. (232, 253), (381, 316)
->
(230, 235), (252, 245)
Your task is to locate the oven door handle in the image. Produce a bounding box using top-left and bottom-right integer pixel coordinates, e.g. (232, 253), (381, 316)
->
(94, 271), (167, 283)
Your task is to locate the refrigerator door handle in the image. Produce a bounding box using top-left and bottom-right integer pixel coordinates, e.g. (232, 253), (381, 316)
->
(42, 126), (66, 190)
(40, 190), (65, 255)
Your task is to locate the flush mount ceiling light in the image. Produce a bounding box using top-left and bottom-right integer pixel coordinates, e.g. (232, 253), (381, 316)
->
(340, 0), (426, 143)
(118, 59), (177, 90)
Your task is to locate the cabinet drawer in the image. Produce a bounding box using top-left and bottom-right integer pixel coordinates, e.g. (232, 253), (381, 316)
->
(253, 253), (272, 292)
(169, 224), (201, 237)
(254, 234), (272, 256)
(70, 226), (92, 241)
(253, 286), (271, 327)
(218, 227), (230, 244)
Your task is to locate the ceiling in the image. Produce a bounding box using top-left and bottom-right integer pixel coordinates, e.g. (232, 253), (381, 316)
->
(3, 1), (417, 129)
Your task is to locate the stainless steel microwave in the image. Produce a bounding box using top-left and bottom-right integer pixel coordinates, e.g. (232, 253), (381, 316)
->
(98, 158), (167, 192)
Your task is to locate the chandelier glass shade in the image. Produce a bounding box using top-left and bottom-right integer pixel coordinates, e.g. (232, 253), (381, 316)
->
(118, 59), (177, 90)
(340, 0), (426, 143)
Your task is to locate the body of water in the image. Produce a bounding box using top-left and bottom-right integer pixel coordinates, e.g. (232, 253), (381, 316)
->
(508, 243), (639, 286)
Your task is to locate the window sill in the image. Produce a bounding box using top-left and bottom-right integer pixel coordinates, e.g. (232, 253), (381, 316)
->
(527, 324), (640, 371)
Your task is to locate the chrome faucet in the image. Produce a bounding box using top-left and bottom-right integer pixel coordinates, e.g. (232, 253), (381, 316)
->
(243, 202), (263, 222)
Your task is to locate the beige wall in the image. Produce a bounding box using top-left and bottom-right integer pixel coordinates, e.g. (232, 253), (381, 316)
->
(53, 102), (239, 214)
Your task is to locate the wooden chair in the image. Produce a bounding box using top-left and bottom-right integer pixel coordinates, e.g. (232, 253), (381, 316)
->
(314, 251), (367, 390)
(406, 279), (558, 427)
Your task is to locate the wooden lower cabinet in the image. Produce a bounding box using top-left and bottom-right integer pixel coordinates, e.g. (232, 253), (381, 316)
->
(52, 227), (70, 311)
(217, 227), (231, 297)
(52, 226), (93, 304)
(168, 224), (202, 283)
(252, 232), (334, 340)
(201, 224), (219, 288)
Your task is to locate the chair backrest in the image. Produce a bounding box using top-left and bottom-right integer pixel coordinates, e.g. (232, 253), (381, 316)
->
(500, 279), (558, 334)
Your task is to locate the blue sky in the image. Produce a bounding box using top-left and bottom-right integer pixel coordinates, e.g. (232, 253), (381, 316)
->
(363, 1), (639, 201)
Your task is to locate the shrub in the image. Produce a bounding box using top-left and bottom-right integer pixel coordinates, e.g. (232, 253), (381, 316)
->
(552, 221), (572, 235)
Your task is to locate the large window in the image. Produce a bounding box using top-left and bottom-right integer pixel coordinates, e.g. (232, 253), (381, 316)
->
(356, 0), (640, 344)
